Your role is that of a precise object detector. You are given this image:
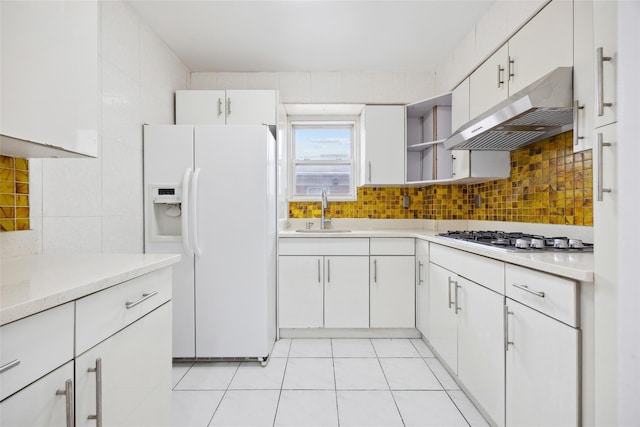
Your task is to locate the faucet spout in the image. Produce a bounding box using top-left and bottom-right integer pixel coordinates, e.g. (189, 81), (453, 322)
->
(320, 188), (331, 229)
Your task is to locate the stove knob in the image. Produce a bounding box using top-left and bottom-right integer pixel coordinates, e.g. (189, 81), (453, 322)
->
(554, 239), (569, 249)
(515, 238), (530, 249)
(530, 238), (545, 249)
(569, 239), (584, 249)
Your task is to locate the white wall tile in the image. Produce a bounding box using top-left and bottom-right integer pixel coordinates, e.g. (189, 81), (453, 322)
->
(216, 72), (248, 89)
(42, 158), (102, 217)
(342, 71), (376, 103)
(435, 53), (454, 93)
(404, 71), (436, 103)
(475, 1), (509, 65)
(102, 139), (142, 216)
(102, 215), (143, 253)
(139, 23), (189, 94)
(310, 72), (342, 103)
(42, 216), (102, 254)
(506, 0), (548, 37)
(452, 30), (476, 86)
(101, 59), (141, 131)
(278, 72), (311, 103)
(141, 89), (175, 125)
(100, 0), (139, 82)
(190, 72), (218, 90)
(373, 71), (406, 104)
(244, 72), (280, 90)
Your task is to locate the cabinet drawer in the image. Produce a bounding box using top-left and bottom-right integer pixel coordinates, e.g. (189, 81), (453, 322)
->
(75, 268), (172, 355)
(0, 303), (74, 401)
(505, 264), (578, 327)
(370, 238), (415, 255)
(279, 238), (369, 255)
(430, 244), (504, 294)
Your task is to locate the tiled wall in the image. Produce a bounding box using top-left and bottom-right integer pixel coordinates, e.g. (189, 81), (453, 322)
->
(0, 155), (29, 232)
(289, 131), (594, 226)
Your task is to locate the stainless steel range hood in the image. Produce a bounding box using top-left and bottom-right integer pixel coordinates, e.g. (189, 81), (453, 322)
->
(444, 67), (573, 151)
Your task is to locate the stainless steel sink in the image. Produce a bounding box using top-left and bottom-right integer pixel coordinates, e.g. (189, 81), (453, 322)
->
(295, 229), (352, 233)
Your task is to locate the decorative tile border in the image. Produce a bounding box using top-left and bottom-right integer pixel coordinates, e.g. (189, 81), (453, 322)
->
(0, 155), (30, 232)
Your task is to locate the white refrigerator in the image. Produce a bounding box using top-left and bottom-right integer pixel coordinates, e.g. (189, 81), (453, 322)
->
(143, 124), (277, 361)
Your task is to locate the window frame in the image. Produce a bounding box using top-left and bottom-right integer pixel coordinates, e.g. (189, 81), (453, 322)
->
(288, 116), (360, 202)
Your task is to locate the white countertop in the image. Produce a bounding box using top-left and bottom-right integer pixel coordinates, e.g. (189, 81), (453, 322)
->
(279, 229), (594, 283)
(0, 253), (181, 326)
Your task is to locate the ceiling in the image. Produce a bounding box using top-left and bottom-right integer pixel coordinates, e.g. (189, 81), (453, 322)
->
(127, 0), (494, 73)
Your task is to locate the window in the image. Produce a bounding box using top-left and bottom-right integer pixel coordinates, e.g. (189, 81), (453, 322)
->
(290, 121), (357, 200)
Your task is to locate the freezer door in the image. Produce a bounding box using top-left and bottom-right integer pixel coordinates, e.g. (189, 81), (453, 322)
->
(194, 125), (277, 358)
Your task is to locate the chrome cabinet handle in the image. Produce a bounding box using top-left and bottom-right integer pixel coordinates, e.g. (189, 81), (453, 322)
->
(418, 262), (424, 285)
(512, 283), (545, 298)
(447, 277), (455, 308)
(0, 359), (20, 373)
(597, 133), (612, 201)
(573, 100), (585, 146)
(56, 379), (74, 427)
(451, 154), (456, 177)
(368, 161), (372, 183)
(497, 64), (505, 88)
(508, 56), (515, 80)
(596, 47), (613, 116)
(227, 98), (232, 116)
(125, 291), (159, 309)
(504, 305), (514, 352)
(373, 259), (378, 283)
(217, 98), (223, 118)
(317, 259), (321, 283)
(327, 259), (331, 283)
(88, 358), (102, 427)
(454, 283), (462, 314)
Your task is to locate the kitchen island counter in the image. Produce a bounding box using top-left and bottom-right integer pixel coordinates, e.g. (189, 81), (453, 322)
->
(0, 253), (180, 325)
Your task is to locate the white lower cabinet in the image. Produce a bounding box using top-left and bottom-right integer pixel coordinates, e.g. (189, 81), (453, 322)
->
(505, 299), (579, 427)
(324, 256), (369, 328)
(428, 259), (505, 427)
(415, 240), (430, 337)
(0, 362), (74, 427)
(75, 304), (172, 427)
(278, 255), (369, 328)
(370, 256), (415, 328)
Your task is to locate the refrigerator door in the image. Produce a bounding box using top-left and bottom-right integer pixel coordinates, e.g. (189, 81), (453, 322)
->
(143, 124), (197, 358)
(194, 125), (277, 358)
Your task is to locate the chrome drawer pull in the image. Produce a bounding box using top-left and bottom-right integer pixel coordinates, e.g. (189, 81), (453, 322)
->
(125, 291), (159, 309)
(596, 47), (613, 116)
(418, 262), (424, 285)
(56, 379), (74, 427)
(0, 359), (20, 373)
(512, 283), (545, 298)
(504, 305), (514, 352)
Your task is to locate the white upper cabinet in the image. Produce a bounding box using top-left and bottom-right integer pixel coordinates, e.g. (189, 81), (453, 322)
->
(0, 0), (98, 158)
(573, 0), (595, 152)
(593, 0), (617, 127)
(176, 90), (277, 126)
(469, 0), (572, 122)
(451, 78), (470, 133)
(507, 0), (573, 94)
(360, 105), (406, 186)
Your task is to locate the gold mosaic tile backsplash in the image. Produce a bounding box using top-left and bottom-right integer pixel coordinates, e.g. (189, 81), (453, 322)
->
(0, 155), (30, 232)
(290, 131), (593, 226)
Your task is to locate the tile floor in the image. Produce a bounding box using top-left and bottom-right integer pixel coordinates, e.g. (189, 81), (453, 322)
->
(172, 338), (490, 427)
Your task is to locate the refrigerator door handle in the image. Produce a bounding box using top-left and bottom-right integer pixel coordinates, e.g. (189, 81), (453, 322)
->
(191, 168), (202, 257)
(181, 168), (193, 255)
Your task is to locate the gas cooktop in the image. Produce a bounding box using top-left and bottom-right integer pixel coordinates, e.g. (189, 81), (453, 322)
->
(437, 230), (594, 252)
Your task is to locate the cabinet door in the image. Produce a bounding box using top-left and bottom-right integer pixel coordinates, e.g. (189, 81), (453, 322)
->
(507, 0), (573, 94)
(175, 90), (226, 125)
(451, 78), (470, 132)
(75, 304), (172, 427)
(457, 278), (505, 427)
(415, 240), (430, 337)
(361, 105), (405, 185)
(370, 256), (415, 328)
(0, 0), (98, 157)
(505, 299), (579, 427)
(593, 0), (617, 127)
(573, 0), (595, 152)
(324, 256), (369, 328)
(427, 263), (457, 371)
(225, 90), (277, 125)
(0, 362), (74, 427)
(469, 45), (509, 119)
(278, 256), (324, 328)
(451, 150), (470, 180)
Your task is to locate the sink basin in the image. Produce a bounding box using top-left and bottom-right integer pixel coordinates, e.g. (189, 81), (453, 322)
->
(295, 229), (352, 233)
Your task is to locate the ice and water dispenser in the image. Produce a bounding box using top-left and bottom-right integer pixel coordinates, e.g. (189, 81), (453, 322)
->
(148, 185), (183, 242)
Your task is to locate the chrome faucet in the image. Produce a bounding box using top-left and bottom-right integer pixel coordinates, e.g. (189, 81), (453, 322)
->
(320, 188), (332, 229)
